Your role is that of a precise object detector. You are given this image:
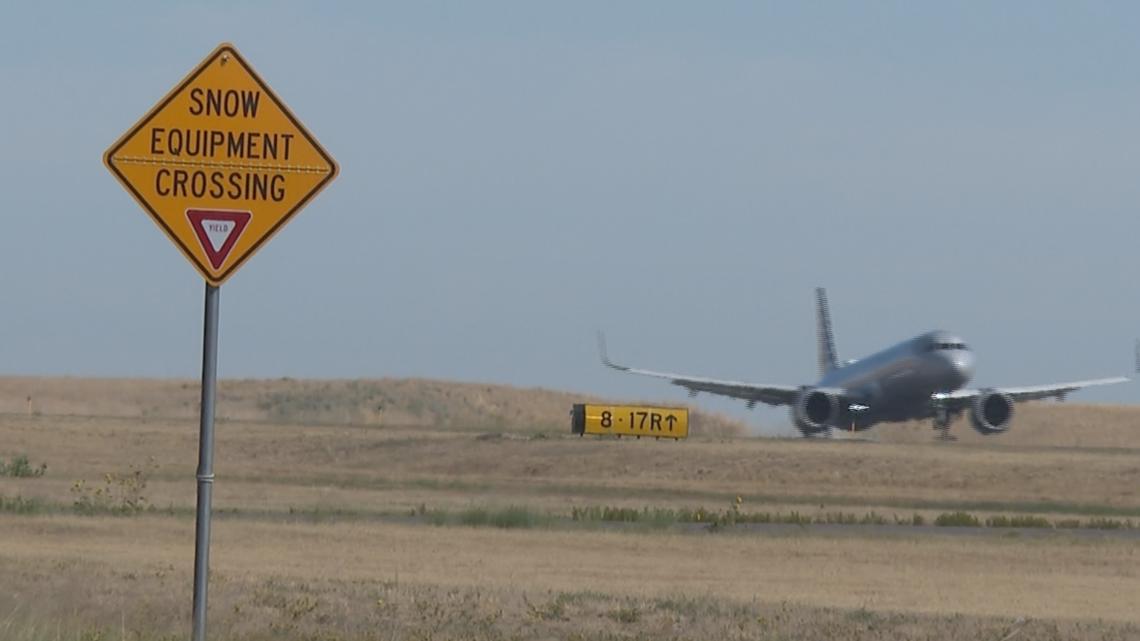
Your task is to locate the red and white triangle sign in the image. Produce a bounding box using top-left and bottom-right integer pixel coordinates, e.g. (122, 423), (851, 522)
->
(186, 210), (251, 270)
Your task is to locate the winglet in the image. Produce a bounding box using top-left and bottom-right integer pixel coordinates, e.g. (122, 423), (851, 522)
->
(1134, 339), (1139, 374)
(596, 331), (629, 371)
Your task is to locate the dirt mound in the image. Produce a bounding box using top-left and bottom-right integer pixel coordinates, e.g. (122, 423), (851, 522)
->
(0, 376), (745, 437)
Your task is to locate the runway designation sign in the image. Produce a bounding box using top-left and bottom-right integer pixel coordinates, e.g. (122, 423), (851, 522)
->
(571, 404), (689, 439)
(104, 42), (338, 285)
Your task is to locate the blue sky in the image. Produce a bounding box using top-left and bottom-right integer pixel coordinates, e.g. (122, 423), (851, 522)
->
(2, 3), (1138, 431)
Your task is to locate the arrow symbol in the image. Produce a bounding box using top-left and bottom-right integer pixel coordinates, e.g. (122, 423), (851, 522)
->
(665, 415), (677, 431)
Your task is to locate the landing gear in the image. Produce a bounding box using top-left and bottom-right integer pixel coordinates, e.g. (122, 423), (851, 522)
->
(932, 403), (956, 441)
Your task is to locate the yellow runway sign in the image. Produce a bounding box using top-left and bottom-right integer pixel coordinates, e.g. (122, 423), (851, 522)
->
(104, 42), (338, 285)
(571, 404), (689, 439)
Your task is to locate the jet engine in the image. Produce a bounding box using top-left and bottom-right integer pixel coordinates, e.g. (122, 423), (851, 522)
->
(793, 388), (840, 435)
(970, 390), (1013, 435)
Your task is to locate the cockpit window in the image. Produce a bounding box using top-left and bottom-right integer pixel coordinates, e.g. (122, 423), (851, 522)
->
(928, 341), (967, 352)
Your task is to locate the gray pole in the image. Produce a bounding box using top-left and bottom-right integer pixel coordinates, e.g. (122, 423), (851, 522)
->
(191, 283), (220, 641)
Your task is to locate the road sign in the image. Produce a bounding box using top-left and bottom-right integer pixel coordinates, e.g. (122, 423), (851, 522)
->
(570, 404), (690, 439)
(103, 42), (341, 641)
(104, 42), (338, 285)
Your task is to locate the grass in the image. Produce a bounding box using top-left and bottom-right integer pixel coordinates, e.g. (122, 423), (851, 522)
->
(4, 404), (1138, 527)
(456, 505), (552, 529)
(0, 521), (1137, 639)
(934, 511), (982, 527)
(4, 583), (1136, 641)
(408, 504), (557, 529)
(4, 484), (1137, 533)
(1085, 517), (1130, 530)
(0, 375), (747, 436)
(201, 460), (1140, 520)
(0, 494), (46, 515)
(606, 602), (643, 624)
(568, 504), (1136, 531)
(881, 402), (1140, 449)
(986, 514), (1052, 528)
(2, 377), (1140, 637)
(5, 374), (1140, 445)
(570, 505), (688, 527)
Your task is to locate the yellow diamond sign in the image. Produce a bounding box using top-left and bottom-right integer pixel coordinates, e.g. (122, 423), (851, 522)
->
(104, 42), (338, 285)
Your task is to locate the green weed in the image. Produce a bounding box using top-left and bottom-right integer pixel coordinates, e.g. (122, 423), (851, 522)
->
(985, 515), (1051, 528)
(933, 512), (982, 527)
(0, 494), (46, 514)
(0, 454), (47, 478)
(1084, 517), (1130, 530)
(417, 505), (554, 529)
(607, 603), (642, 624)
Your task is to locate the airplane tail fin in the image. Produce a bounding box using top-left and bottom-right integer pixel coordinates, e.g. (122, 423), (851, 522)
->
(816, 287), (840, 376)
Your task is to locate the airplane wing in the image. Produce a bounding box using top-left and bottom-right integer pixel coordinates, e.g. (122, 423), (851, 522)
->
(597, 333), (815, 407)
(937, 376), (1129, 405)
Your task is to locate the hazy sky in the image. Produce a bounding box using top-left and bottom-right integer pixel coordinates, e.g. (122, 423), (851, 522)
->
(2, 3), (1138, 431)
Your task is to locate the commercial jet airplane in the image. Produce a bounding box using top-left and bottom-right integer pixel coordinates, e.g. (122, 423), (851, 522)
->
(599, 288), (1128, 439)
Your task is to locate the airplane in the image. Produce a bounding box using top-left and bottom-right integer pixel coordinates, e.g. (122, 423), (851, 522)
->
(598, 288), (1129, 440)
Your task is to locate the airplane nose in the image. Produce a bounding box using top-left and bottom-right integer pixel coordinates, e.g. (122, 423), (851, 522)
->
(947, 351), (975, 386)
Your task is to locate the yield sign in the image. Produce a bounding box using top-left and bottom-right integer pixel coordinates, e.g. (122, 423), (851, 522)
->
(187, 210), (250, 269)
(103, 43), (338, 285)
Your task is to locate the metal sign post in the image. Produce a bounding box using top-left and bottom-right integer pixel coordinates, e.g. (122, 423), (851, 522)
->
(191, 284), (220, 641)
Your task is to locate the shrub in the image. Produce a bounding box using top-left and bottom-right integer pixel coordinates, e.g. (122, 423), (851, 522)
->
(71, 458), (158, 515)
(0, 454), (47, 478)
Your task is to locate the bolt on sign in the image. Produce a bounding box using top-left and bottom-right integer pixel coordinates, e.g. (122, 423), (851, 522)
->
(104, 42), (338, 285)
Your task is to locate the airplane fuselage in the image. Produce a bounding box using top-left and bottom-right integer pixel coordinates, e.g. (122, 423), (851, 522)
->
(814, 330), (975, 429)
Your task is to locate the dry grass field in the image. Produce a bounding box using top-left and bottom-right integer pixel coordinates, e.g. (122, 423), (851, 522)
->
(1, 515), (1137, 641)
(0, 376), (746, 436)
(880, 402), (1140, 449)
(1, 376), (1138, 640)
